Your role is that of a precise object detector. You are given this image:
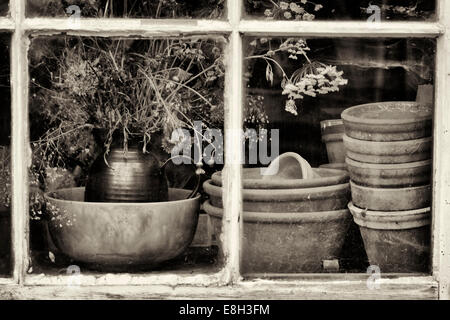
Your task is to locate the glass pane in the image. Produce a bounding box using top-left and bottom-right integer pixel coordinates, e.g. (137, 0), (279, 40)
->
(0, 0), (8, 16)
(28, 35), (226, 276)
(237, 36), (435, 274)
(0, 33), (11, 277)
(26, 0), (225, 19)
(245, 0), (436, 21)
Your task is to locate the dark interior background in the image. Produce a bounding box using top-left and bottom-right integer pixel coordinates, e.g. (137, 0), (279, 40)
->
(245, 37), (435, 168)
(0, 33), (11, 276)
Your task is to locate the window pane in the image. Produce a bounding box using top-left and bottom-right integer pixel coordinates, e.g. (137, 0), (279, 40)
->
(26, 0), (225, 19)
(0, 33), (11, 277)
(28, 35), (226, 276)
(245, 1), (436, 21)
(0, 0), (8, 16)
(232, 36), (435, 274)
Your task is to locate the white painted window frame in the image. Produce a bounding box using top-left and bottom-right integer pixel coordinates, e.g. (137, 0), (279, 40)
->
(0, 0), (449, 299)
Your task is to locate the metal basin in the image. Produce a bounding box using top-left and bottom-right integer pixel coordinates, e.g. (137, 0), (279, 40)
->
(45, 187), (200, 269)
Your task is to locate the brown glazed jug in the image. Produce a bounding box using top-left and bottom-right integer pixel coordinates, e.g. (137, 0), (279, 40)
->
(85, 146), (168, 203)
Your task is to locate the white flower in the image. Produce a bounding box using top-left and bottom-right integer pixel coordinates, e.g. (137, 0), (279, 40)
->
(289, 2), (302, 13)
(279, 2), (289, 10)
(302, 13), (315, 20)
(285, 99), (298, 116)
(284, 11), (292, 19)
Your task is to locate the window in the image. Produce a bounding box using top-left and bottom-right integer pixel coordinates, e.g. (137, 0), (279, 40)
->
(0, 0), (449, 300)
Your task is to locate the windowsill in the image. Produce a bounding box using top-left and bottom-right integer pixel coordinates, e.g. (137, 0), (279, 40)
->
(0, 275), (438, 300)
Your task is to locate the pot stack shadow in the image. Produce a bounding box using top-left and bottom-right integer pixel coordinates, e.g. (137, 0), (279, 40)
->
(202, 152), (352, 274)
(342, 101), (433, 273)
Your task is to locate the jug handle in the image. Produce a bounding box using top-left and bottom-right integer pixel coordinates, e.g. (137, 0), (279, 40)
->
(160, 155), (204, 199)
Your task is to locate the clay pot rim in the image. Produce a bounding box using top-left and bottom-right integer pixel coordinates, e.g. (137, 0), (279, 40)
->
(204, 200), (350, 224)
(341, 101), (432, 125)
(211, 167), (349, 189)
(321, 132), (344, 143)
(348, 202), (431, 230)
(343, 134), (432, 147)
(346, 157), (432, 169)
(45, 187), (200, 206)
(320, 119), (344, 132)
(319, 163), (347, 170)
(320, 119), (343, 127)
(203, 179), (349, 201)
(350, 181), (431, 192)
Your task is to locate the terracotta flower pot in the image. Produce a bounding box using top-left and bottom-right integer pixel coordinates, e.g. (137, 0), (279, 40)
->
(348, 202), (430, 273)
(211, 167), (349, 190)
(45, 188), (200, 269)
(204, 200), (352, 273)
(350, 181), (431, 211)
(321, 119), (346, 163)
(203, 179), (350, 213)
(343, 134), (432, 164)
(346, 157), (431, 188)
(341, 101), (432, 142)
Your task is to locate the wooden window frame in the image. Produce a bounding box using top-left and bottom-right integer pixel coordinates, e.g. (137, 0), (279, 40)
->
(0, 0), (449, 300)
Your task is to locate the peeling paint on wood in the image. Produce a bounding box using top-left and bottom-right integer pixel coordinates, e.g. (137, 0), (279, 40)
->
(0, 17), (14, 31)
(433, 0), (450, 300)
(10, 0), (30, 285)
(239, 20), (444, 38)
(23, 18), (232, 37)
(0, 278), (438, 300)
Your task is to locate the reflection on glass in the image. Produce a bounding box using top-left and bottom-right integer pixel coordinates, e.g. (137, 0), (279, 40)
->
(28, 35), (225, 275)
(245, 0), (436, 21)
(27, 0), (224, 19)
(0, 33), (11, 276)
(238, 36), (434, 274)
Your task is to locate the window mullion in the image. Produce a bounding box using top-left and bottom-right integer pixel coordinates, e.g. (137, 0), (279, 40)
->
(10, 0), (29, 284)
(220, 0), (242, 284)
(433, 0), (450, 301)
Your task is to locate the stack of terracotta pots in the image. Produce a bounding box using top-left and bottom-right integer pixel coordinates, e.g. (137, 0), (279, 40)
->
(342, 101), (432, 272)
(319, 119), (347, 171)
(203, 152), (352, 273)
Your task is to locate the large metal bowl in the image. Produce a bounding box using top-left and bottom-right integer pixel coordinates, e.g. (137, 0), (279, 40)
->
(45, 187), (200, 269)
